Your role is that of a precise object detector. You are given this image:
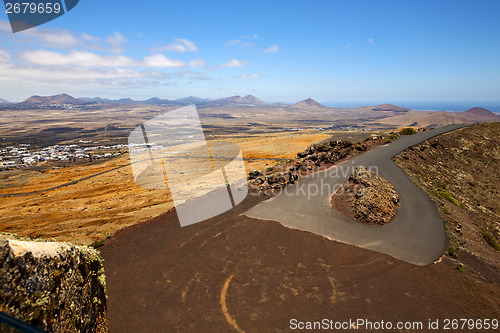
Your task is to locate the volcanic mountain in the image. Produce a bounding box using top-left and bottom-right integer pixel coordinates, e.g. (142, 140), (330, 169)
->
(22, 93), (83, 105)
(140, 97), (171, 104)
(378, 111), (470, 127)
(0, 98), (10, 105)
(371, 104), (411, 112)
(240, 94), (268, 105)
(79, 97), (114, 103)
(356, 104), (411, 113)
(79, 97), (170, 105)
(461, 107), (500, 121)
(291, 98), (325, 108)
(173, 96), (212, 104)
(209, 95), (268, 106)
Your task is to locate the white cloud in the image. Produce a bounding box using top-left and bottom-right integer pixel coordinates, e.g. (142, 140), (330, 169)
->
(20, 50), (186, 68)
(227, 34), (259, 47)
(188, 58), (206, 68)
(143, 54), (185, 68)
(345, 42), (352, 48)
(19, 28), (81, 48)
(226, 39), (241, 46)
(174, 71), (211, 81)
(0, 50), (10, 62)
(241, 34), (259, 39)
(0, 20), (10, 32)
(264, 45), (279, 54)
(241, 42), (256, 48)
(367, 38), (374, 44)
(217, 59), (248, 68)
(0, 63), (169, 93)
(156, 38), (198, 52)
(81, 33), (99, 42)
(107, 32), (127, 53)
(0, 21), (128, 53)
(237, 73), (261, 79)
(21, 50), (133, 67)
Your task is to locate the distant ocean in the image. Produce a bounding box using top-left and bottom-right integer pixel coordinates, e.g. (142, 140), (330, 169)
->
(324, 102), (500, 115)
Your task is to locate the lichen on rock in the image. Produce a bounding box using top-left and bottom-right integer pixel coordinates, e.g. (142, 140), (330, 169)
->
(0, 235), (108, 332)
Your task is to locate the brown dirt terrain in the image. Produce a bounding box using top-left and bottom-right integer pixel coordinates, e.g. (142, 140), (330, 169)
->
(394, 122), (500, 270)
(98, 124), (500, 332)
(100, 192), (500, 333)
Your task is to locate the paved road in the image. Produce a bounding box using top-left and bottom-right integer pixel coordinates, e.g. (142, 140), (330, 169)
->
(245, 124), (471, 266)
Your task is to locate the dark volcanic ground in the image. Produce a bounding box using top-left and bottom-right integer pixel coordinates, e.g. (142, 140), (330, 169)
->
(100, 192), (500, 333)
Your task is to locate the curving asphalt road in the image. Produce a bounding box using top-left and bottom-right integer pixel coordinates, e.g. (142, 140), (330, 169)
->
(244, 124), (471, 266)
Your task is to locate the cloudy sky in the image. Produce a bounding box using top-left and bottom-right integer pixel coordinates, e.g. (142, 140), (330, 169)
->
(1, 0), (499, 104)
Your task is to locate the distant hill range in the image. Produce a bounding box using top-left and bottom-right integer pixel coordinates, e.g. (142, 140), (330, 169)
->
(11, 93), (325, 108)
(79, 97), (171, 105)
(291, 98), (325, 108)
(80, 94), (267, 107)
(356, 103), (411, 113)
(4, 94), (500, 127)
(174, 96), (212, 105)
(7, 93), (275, 108)
(379, 107), (500, 127)
(21, 94), (83, 105)
(204, 95), (268, 107)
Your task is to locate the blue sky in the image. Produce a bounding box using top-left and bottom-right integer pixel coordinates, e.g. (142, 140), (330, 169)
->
(0, 0), (499, 104)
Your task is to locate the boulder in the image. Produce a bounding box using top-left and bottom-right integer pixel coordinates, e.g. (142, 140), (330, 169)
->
(248, 169), (261, 179)
(0, 236), (108, 332)
(353, 143), (368, 151)
(314, 143), (331, 152)
(266, 173), (287, 184)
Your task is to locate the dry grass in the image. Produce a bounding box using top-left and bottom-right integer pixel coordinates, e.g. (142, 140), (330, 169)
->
(0, 131), (333, 245)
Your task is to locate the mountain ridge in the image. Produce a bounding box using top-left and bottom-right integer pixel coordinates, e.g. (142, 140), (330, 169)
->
(205, 95), (268, 106)
(9, 94), (500, 122)
(22, 94), (83, 105)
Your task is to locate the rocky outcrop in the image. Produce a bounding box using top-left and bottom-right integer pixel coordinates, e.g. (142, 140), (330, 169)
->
(248, 169), (262, 179)
(332, 166), (399, 225)
(0, 236), (107, 332)
(248, 135), (394, 194)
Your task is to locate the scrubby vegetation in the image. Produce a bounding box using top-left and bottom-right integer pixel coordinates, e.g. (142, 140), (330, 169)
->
(480, 230), (500, 251)
(91, 239), (105, 248)
(395, 122), (500, 267)
(399, 127), (417, 135)
(434, 189), (460, 207)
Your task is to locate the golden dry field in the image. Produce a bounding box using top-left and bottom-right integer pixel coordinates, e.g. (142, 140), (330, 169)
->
(0, 130), (343, 244)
